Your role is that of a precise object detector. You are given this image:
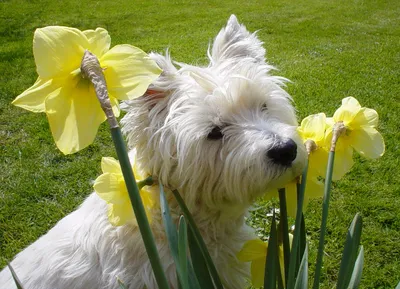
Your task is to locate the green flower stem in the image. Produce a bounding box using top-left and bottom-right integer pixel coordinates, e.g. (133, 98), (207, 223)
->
(278, 188), (290, 284)
(137, 176), (154, 190)
(287, 161), (308, 289)
(312, 151), (335, 289)
(81, 50), (170, 289)
(312, 121), (345, 289)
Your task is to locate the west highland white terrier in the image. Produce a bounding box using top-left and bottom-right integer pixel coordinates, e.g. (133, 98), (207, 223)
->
(0, 15), (306, 289)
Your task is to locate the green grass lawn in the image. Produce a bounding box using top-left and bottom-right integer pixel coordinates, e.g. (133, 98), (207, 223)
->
(1, 0), (399, 288)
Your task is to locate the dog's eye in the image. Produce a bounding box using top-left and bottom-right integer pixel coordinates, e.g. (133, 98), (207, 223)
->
(261, 103), (268, 111)
(207, 126), (223, 140)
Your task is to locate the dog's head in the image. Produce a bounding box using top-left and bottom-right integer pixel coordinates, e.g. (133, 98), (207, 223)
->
(122, 15), (307, 211)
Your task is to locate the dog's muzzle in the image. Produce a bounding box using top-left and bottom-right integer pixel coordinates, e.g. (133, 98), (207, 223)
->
(267, 138), (298, 167)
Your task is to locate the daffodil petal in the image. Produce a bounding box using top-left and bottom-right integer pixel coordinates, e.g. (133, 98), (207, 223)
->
(284, 182), (298, 217)
(12, 77), (61, 112)
(101, 157), (121, 174)
(94, 173), (124, 203)
(333, 97), (362, 125)
(332, 143), (354, 180)
(298, 113), (326, 142)
(107, 202), (134, 226)
(351, 127), (385, 158)
(341, 96), (361, 108)
(333, 107), (357, 126)
(306, 177), (324, 198)
(308, 148), (329, 178)
(101, 44), (162, 100)
(109, 94), (121, 118)
(44, 81), (106, 154)
(237, 239), (267, 262)
(34, 26), (89, 79)
(325, 117), (335, 128)
(352, 107), (379, 128)
(83, 28), (111, 58)
(251, 258), (266, 288)
(140, 188), (155, 209)
(264, 189), (279, 200)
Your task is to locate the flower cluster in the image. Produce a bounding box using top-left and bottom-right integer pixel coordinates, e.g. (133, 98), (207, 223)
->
(266, 97), (385, 217)
(13, 26), (161, 154)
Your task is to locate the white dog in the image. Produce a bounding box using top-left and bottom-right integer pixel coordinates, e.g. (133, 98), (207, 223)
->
(0, 15), (306, 289)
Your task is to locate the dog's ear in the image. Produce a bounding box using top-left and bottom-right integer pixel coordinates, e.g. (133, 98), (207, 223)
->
(210, 15), (265, 65)
(140, 51), (177, 102)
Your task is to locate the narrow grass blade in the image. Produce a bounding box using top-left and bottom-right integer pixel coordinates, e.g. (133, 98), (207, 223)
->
(264, 212), (278, 289)
(294, 244), (308, 289)
(348, 245), (364, 289)
(7, 263), (24, 289)
(312, 151), (335, 289)
(111, 128), (170, 289)
(336, 213), (363, 289)
(278, 188), (290, 284)
(187, 228), (215, 289)
(287, 162), (308, 289)
(178, 216), (189, 289)
(171, 189), (223, 289)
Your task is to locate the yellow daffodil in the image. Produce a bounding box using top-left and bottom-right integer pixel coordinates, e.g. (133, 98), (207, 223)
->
(323, 97), (385, 180)
(328, 97), (385, 159)
(93, 155), (154, 226)
(12, 26), (162, 154)
(237, 235), (293, 288)
(298, 112), (355, 181)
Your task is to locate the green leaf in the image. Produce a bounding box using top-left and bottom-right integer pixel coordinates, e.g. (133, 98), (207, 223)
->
(288, 162), (308, 289)
(178, 216), (189, 289)
(348, 245), (364, 289)
(187, 228), (215, 289)
(171, 189), (223, 289)
(336, 213), (363, 289)
(278, 188), (290, 285)
(395, 280), (400, 289)
(297, 214), (306, 276)
(7, 263), (24, 289)
(187, 258), (202, 289)
(160, 183), (179, 257)
(294, 244), (308, 289)
(264, 212), (278, 289)
(160, 184), (190, 289)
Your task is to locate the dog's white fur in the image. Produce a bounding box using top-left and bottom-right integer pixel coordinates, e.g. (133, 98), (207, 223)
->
(0, 15), (306, 289)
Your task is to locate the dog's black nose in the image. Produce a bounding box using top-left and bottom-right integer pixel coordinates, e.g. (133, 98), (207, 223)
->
(267, 139), (297, 166)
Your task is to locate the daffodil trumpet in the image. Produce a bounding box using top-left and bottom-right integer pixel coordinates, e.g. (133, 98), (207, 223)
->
(81, 51), (170, 289)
